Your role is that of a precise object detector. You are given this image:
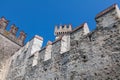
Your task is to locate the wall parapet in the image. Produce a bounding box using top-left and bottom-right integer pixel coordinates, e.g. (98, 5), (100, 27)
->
(28, 3), (120, 66)
(0, 17), (26, 46)
(6, 3), (120, 80)
(28, 22), (90, 63)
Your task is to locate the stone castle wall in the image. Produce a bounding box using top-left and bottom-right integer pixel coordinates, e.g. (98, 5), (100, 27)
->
(0, 34), (21, 80)
(2, 3), (120, 80)
(0, 17), (26, 80)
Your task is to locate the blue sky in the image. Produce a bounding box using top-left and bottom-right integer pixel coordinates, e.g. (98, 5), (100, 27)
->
(0, 0), (119, 46)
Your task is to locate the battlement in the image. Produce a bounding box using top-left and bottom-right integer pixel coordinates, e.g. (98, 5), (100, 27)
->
(26, 4), (120, 65)
(54, 24), (72, 39)
(27, 22), (90, 66)
(8, 3), (120, 62)
(0, 4), (120, 80)
(4, 3), (120, 80)
(0, 17), (26, 46)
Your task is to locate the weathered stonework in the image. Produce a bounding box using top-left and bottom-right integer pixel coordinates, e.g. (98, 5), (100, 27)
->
(1, 3), (120, 80)
(0, 17), (26, 80)
(0, 34), (21, 80)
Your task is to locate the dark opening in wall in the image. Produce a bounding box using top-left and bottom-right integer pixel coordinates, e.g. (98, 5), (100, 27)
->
(54, 77), (59, 80)
(88, 34), (92, 41)
(43, 67), (47, 72)
(113, 24), (117, 28)
(94, 73), (97, 76)
(109, 35), (112, 38)
(101, 54), (105, 58)
(82, 55), (88, 62)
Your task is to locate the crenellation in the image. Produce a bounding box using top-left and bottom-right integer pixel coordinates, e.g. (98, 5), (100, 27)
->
(1, 3), (120, 80)
(0, 17), (26, 47)
(54, 24), (72, 39)
(5, 17), (113, 79)
(0, 17), (27, 80)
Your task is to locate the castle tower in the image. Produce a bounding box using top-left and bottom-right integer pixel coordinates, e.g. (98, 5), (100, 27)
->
(0, 17), (9, 30)
(54, 24), (72, 39)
